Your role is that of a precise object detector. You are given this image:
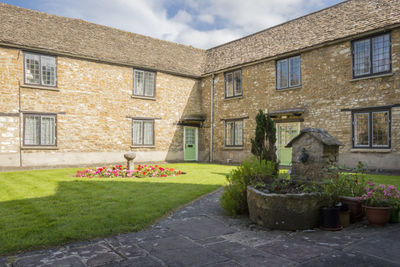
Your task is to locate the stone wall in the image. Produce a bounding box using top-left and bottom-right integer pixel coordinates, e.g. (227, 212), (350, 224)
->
(0, 46), (202, 167)
(200, 28), (400, 170)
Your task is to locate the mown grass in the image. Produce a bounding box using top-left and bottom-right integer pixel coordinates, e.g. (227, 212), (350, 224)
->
(0, 163), (234, 255)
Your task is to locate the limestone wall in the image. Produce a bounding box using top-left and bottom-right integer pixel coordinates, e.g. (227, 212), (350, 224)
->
(200, 28), (400, 170)
(0, 46), (202, 167)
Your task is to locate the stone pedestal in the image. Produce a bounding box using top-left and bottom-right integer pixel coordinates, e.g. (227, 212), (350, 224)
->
(124, 152), (136, 170)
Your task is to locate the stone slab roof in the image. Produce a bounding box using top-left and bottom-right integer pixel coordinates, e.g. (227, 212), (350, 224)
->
(1, 1), (399, 77)
(0, 3), (205, 77)
(286, 128), (344, 147)
(204, 0), (400, 74)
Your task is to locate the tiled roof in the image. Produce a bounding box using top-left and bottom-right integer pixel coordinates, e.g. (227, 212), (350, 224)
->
(204, 0), (400, 74)
(0, 3), (205, 77)
(1, 1), (399, 77)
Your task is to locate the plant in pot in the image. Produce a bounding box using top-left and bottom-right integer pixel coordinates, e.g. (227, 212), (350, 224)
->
(322, 174), (346, 230)
(388, 185), (400, 223)
(338, 162), (369, 223)
(360, 182), (397, 227)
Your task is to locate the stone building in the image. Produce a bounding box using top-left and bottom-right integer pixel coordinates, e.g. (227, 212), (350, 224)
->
(0, 0), (399, 170)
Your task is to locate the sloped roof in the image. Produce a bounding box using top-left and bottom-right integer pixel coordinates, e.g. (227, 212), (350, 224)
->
(1, 1), (399, 77)
(204, 0), (400, 74)
(286, 128), (344, 147)
(0, 3), (205, 77)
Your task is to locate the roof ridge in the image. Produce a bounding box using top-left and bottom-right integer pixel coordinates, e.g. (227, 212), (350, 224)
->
(0, 2), (205, 52)
(206, 0), (350, 51)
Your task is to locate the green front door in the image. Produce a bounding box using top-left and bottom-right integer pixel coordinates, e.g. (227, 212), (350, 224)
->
(184, 127), (197, 161)
(277, 123), (300, 166)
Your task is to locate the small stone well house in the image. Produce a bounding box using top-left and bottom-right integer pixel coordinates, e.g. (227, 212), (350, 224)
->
(0, 0), (399, 171)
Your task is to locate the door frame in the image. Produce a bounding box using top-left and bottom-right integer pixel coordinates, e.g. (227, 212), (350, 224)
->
(276, 122), (300, 165)
(184, 126), (198, 161)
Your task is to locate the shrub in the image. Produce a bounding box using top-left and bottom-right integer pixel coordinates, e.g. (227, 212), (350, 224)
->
(250, 109), (279, 175)
(220, 157), (276, 215)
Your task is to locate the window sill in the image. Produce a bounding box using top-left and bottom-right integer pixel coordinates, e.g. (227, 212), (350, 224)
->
(224, 146), (244, 150)
(21, 84), (59, 91)
(131, 145), (156, 148)
(131, 95), (156, 101)
(21, 146), (59, 150)
(276, 85), (302, 92)
(350, 148), (392, 153)
(224, 96), (243, 101)
(349, 72), (395, 82)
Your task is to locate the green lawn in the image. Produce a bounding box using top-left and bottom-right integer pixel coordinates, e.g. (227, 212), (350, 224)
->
(363, 173), (400, 188)
(0, 163), (234, 255)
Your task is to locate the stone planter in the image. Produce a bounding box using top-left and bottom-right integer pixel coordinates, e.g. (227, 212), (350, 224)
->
(247, 186), (329, 230)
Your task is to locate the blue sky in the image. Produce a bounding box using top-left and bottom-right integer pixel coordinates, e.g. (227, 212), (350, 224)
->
(2, 0), (344, 49)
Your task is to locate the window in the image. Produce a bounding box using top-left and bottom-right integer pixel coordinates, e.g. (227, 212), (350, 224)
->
(352, 109), (390, 148)
(276, 56), (301, 89)
(24, 52), (57, 86)
(133, 70), (155, 97)
(225, 120), (243, 146)
(352, 33), (391, 78)
(23, 114), (56, 146)
(132, 119), (154, 145)
(225, 70), (242, 98)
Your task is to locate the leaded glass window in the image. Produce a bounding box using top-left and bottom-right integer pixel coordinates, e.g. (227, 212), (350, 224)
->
(225, 120), (243, 146)
(24, 114), (56, 146)
(353, 33), (391, 78)
(225, 70), (242, 98)
(352, 109), (390, 148)
(134, 70), (155, 97)
(24, 52), (56, 86)
(132, 119), (154, 145)
(277, 56), (301, 89)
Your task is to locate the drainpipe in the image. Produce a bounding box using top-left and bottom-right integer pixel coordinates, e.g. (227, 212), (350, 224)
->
(210, 73), (215, 162)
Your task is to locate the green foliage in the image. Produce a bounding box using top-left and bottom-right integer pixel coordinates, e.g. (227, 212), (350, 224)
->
(220, 157), (277, 215)
(250, 109), (278, 175)
(325, 162), (370, 205)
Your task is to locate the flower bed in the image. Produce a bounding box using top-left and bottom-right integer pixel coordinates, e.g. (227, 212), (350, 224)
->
(75, 164), (184, 178)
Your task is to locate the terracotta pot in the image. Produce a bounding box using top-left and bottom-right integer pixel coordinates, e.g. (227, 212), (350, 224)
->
(390, 208), (400, 223)
(340, 196), (362, 223)
(364, 206), (391, 227)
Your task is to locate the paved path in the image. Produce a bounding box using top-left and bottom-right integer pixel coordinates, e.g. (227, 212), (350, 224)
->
(1, 189), (400, 266)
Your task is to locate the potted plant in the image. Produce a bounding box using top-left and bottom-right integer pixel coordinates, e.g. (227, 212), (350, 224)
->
(322, 174), (346, 230)
(360, 182), (396, 227)
(388, 185), (400, 223)
(338, 162), (368, 223)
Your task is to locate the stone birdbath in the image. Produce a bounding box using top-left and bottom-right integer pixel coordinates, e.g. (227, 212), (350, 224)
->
(124, 152), (136, 170)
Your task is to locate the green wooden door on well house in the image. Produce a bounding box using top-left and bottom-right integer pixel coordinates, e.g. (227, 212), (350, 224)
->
(277, 123), (300, 166)
(184, 127), (197, 161)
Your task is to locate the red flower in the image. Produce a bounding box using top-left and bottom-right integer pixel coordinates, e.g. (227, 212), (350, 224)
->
(354, 180), (358, 183)
(142, 172), (147, 175)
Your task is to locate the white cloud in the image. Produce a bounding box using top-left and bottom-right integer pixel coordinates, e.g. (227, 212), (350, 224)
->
(37, 0), (342, 49)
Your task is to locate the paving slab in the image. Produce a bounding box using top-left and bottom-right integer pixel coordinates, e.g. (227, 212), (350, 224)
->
(300, 250), (398, 267)
(162, 216), (237, 240)
(1, 188), (400, 266)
